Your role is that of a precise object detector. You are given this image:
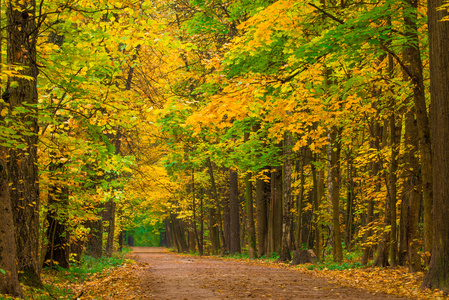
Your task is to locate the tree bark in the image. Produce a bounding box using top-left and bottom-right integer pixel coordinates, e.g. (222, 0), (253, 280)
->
(256, 174), (269, 257)
(0, 156), (23, 297)
(229, 168), (240, 254)
(327, 128), (343, 263)
(86, 211), (103, 258)
(245, 171), (257, 258)
(44, 162), (70, 269)
(6, 0), (40, 286)
(268, 166), (283, 254)
(421, 0), (449, 291)
(207, 158), (226, 254)
(105, 200), (116, 256)
(402, 0), (433, 260)
(389, 110), (401, 267)
(278, 132), (293, 262)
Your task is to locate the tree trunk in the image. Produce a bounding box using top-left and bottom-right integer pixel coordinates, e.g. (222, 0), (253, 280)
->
(44, 170), (70, 269)
(171, 213), (188, 253)
(361, 94), (382, 266)
(327, 128), (343, 263)
(402, 0), (433, 260)
(256, 175), (269, 257)
(245, 171), (257, 258)
(295, 152), (305, 252)
(421, 0), (449, 291)
(86, 211), (103, 258)
(0, 156), (23, 297)
(6, 0), (40, 287)
(345, 153), (355, 252)
(278, 132), (293, 262)
(402, 95), (422, 272)
(105, 200), (116, 256)
(229, 169), (241, 254)
(268, 166), (283, 254)
(207, 158), (226, 254)
(389, 110), (401, 267)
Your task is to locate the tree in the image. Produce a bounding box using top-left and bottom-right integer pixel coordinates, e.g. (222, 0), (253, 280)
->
(0, 155), (22, 297)
(421, 0), (449, 291)
(6, 0), (41, 286)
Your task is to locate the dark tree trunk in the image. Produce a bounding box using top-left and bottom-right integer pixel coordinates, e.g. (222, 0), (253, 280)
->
(345, 154), (355, 252)
(165, 220), (173, 248)
(278, 132), (293, 262)
(327, 128), (343, 263)
(207, 158), (225, 254)
(0, 157), (23, 297)
(245, 171), (257, 258)
(256, 174), (269, 257)
(311, 154), (324, 260)
(361, 102), (381, 266)
(402, 105), (422, 272)
(401, 0), (433, 259)
(269, 166), (283, 254)
(295, 150), (306, 251)
(422, 0), (449, 291)
(86, 210), (103, 258)
(389, 110), (402, 267)
(105, 200), (116, 256)
(229, 169), (240, 254)
(6, 0), (40, 287)
(209, 204), (219, 255)
(44, 175), (70, 269)
(171, 213), (188, 252)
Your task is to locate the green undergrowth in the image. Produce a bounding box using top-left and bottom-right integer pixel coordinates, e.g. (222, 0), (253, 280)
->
(1, 251), (130, 300)
(175, 247), (363, 270)
(305, 261), (363, 270)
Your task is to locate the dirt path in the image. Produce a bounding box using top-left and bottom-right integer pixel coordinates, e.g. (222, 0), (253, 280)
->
(130, 247), (407, 300)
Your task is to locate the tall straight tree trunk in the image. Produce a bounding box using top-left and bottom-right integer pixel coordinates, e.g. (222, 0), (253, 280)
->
(402, 36), (422, 272)
(244, 132), (257, 258)
(402, 0), (433, 259)
(422, 0), (449, 291)
(256, 174), (269, 257)
(86, 210), (103, 258)
(269, 166), (283, 254)
(105, 130), (122, 257)
(208, 203), (219, 255)
(245, 171), (257, 258)
(327, 128), (343, 263)
(0, 156), (23, 297)
(105, 200), (116, 256)
(229, 169), (240, 254)
(207, 158), (226, 254)
(278, 132), (293, 262)
(403, 109), (422, 272)
(361, 82), (382, 266)
(171, 213), (188, 253)
(311, 154), (323, 260)
(388, 109), (401, 267)
(6, 0), (40, 286)
(44, 162), (69, 269)
(345, 153), (355, 252)
(295, 150), (306, 251)
(191, 169), (202, 255)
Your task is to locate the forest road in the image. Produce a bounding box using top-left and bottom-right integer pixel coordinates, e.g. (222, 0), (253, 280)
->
(130, 247), (407, 300)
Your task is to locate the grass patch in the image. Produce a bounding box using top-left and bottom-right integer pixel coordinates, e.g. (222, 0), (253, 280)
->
(1, 251), (130, 300)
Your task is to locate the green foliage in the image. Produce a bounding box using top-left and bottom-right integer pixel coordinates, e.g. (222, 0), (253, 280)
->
(127, 216), (163, 247)
(306, 261), (363, 271)
(56, 254), (128, 283)
(259, 252), (280, 262)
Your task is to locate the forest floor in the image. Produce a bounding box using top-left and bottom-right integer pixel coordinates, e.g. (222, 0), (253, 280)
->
(70, 247), (447, 300)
